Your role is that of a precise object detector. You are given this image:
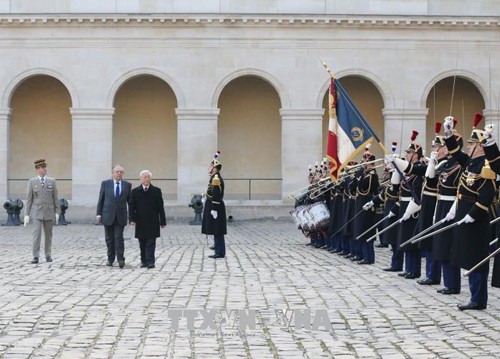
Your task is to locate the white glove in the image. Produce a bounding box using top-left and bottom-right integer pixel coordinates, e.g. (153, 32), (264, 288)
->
(55, 214), (60, 223)
(425, 151), (438, 179)
(443, 116), (454, 133)
(458, 214), (475, 225)
(201, 192), (206, 204)
(482, 123), (496, 147)
(24, 215), (30, 227)
(362, 201), (374, 211)
(442, 200), (457, 222)
(401, 200), (421, 221)
(384, 154), (395, 168)
(387, 211), (396, 219)
(390, 169), (401, 185)
(210, 210), (218, 219)
(393, 157), (409, 173)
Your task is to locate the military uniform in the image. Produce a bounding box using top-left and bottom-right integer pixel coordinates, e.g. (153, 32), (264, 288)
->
(353, 166), (380, 264)
(445, 117), (496, 310)
(25, 159), (60, 263)
(202, 155), (227, 259)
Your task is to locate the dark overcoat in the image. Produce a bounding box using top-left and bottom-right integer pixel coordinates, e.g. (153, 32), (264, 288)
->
(128, 184), (166, 239)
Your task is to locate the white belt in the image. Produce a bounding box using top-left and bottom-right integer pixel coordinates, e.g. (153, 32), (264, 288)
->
(438, 195), (456, 201)
(400, 197), (412, 202)
(422, 191), (438, 197)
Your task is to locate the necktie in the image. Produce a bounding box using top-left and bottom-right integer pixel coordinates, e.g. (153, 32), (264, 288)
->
(115, 181), (120, 198)
(41, 177), (45, 187)
(144, 186), (148, 192)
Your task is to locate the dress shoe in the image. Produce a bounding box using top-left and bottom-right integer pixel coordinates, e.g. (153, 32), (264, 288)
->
(436, 288), (447, 293)
(351, 256), (362, 262)
(46, 256), (53, 262)
(208, 254), (225, 259)
(398, 271), (409, 277)
(457, 302), (485, 311)
(209, 246), (215, 250)
(118, 261), (125, 268)
(417, 278), (438, 285)
(106, 261), (113, 267)
(344, 254), (353, 258)
(31, 257), (39, 264)
(358, 260), (373, 265)
(140, 263), (147, 268)
(147, 264), (155, 269)
(404, 273), (420, 279)
(441, 288), (460, 295)
(382, 267), (401, 272)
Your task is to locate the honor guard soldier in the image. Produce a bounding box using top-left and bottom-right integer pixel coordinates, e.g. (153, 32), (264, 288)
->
(365, 142), (402, 271)
(479, 122), (500, 289)
(387, 131), (425, 279)
(202, 151), (227, 259)
(431, 119), (464, 294)
(443, 113), (496, 310)
(353, 144), (380, 264)
(344, 165), (360, 260)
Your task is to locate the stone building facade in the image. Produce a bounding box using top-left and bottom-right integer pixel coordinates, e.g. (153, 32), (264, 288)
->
(0, 0), (498, 208)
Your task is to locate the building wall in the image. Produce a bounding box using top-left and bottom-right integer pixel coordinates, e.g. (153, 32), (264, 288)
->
(0, 5), (499, 205)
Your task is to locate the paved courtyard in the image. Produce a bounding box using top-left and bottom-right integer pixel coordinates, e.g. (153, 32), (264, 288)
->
(0, 219), (499, 359)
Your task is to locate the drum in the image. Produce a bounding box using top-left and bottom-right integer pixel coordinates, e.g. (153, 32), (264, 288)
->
(300, 206), (315, 231)
(290, 208), (302, 228)
(309, 202), (330, 229)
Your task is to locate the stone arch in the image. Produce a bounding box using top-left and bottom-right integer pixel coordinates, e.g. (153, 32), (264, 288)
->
(212, 68), (289, 109)
(106, 68), (184, 108)
(2, 68), (78, 108)
(421, 70), (488, 109)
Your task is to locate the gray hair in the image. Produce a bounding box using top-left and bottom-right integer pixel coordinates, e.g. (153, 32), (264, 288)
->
(139, 169), (152, 178)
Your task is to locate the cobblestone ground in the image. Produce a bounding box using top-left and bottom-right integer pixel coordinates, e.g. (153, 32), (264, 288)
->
(0, 220), (499, 359)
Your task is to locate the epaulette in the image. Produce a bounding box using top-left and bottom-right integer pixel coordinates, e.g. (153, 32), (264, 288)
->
(480, 160), (496, 180)
(212, 174), (221, 186)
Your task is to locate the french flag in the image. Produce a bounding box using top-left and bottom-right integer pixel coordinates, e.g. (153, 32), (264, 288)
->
(326, 77), (379, 181)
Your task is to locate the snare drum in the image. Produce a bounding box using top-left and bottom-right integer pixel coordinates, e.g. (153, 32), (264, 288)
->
(309, 202), (330, 229)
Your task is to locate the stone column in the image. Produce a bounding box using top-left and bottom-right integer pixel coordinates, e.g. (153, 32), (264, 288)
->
(0, 108), (11, 202)
(176, 108), (220, 204)
(70, 108), (114, 206)
(281, 108), (325, 204)
(383, 108), (429, 153)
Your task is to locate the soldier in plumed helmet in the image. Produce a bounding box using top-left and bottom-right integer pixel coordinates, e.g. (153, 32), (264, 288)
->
(202, 151), (227, 259)
(443, 113), (496, 310)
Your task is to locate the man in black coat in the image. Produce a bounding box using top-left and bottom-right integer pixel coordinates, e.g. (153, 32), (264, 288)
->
(128, 170), (166, 269)
(202, 152), (227, 259)
(96, 165), (132, 268)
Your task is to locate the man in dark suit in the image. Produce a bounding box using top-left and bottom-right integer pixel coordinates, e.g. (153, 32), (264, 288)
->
(96, 165), (132, 268)
(129, 170), (166, 269)
(202, 151), (227, 259)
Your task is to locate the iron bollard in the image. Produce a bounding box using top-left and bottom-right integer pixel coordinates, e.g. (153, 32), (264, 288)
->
(58, 198), (70, 225)
(2, 199), (19, 226)
(189, 194), (203, 225)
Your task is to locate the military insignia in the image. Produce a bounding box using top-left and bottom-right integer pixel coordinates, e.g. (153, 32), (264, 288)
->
(466, 172), (476, 186)
(351, 127), (364, 142)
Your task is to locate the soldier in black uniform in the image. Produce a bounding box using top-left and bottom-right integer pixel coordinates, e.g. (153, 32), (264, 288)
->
(443, 114), (496, 310)
(353, 145), (380, 264)
(202, 151), (227, 259)
(364, 148), (401, 271)
(479, 122), (500, 289)
(429, 119), (464, 294)
(389, 131), (425, 279)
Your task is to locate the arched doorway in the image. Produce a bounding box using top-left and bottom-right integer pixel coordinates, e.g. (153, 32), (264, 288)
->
(425, 77), (485, 149)
(218, 75), (282, 200)
(9, 75), (72, 199)
(113, 75), (178, 200)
